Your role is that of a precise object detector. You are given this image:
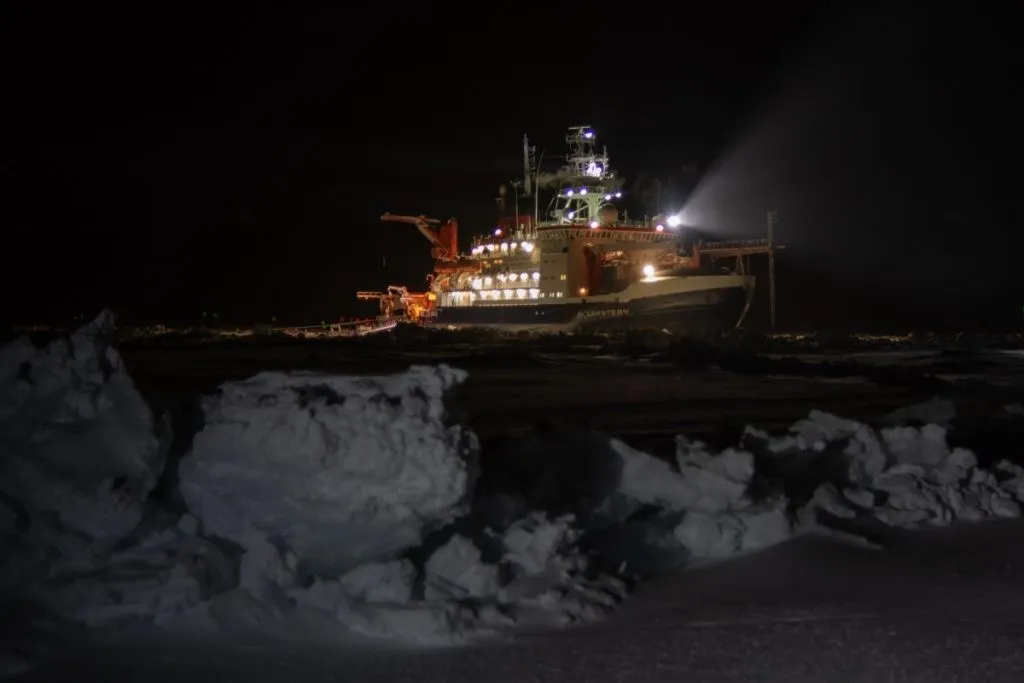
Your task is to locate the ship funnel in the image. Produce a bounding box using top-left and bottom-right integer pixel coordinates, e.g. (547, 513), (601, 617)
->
(523, 134), (532, 197)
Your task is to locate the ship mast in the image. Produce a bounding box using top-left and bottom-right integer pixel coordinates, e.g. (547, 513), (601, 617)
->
(520, 133), (541, 226)
(546, 126), (623, 225)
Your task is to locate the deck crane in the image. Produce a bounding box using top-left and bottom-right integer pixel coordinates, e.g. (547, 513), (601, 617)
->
(366, 212), (480, 323)
(380, 213), (459, 261)
(356, 285), (431, 321)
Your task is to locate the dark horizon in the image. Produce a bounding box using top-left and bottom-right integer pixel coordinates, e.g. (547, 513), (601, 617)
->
(4, 4), (1021, 331)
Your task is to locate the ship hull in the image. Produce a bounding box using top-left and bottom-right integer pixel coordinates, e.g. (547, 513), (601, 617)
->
(429, 275), (755, 334)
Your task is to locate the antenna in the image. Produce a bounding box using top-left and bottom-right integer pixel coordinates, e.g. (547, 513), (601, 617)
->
(523, 134), (532, 197)
(534, 147), (545, 224)
(512, 180), (521, 229)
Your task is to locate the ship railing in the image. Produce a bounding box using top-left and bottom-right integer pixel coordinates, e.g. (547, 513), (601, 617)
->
(536, 219), (665, 230)
(700, 238), (772, 250)
(470, 231), (538, 246)
(466, 219), (677, 251)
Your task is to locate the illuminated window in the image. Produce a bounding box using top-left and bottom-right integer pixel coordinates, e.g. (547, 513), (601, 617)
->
(559, 274), (567, 281)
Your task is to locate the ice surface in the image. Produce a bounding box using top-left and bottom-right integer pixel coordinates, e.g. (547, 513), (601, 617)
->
(7, 314), (1024, 664)
(178, 365), (478, 575)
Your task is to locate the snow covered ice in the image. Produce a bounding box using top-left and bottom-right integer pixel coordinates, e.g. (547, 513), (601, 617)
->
(612, 399), (1024, 561)
(0, 311), (167, 554)
(0, 312), (229, 673)
(743, 406), (1024, 527)
(612, 437), (792, 560)
(6, 314), (1024, 672)
(0, 311), (185, 608)
(172, 364), (625, 643)
(178, 365), (479, 575)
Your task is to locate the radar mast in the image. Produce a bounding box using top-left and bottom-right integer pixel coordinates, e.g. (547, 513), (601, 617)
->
(546, 126), (623, 225)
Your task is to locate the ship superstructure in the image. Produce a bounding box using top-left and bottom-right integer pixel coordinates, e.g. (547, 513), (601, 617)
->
(368, 127), (758, 334)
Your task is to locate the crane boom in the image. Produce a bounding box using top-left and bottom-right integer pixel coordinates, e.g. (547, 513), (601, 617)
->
(380, 212), (458, 260)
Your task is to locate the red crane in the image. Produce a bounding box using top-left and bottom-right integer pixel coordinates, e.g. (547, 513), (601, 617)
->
(380, 213), (459, 261)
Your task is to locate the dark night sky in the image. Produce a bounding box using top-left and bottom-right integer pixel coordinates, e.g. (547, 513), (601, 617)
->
(4, 4), (1021, 330)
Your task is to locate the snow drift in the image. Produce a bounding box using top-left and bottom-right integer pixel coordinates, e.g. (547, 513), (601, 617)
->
(5, 313), (1024, 658)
